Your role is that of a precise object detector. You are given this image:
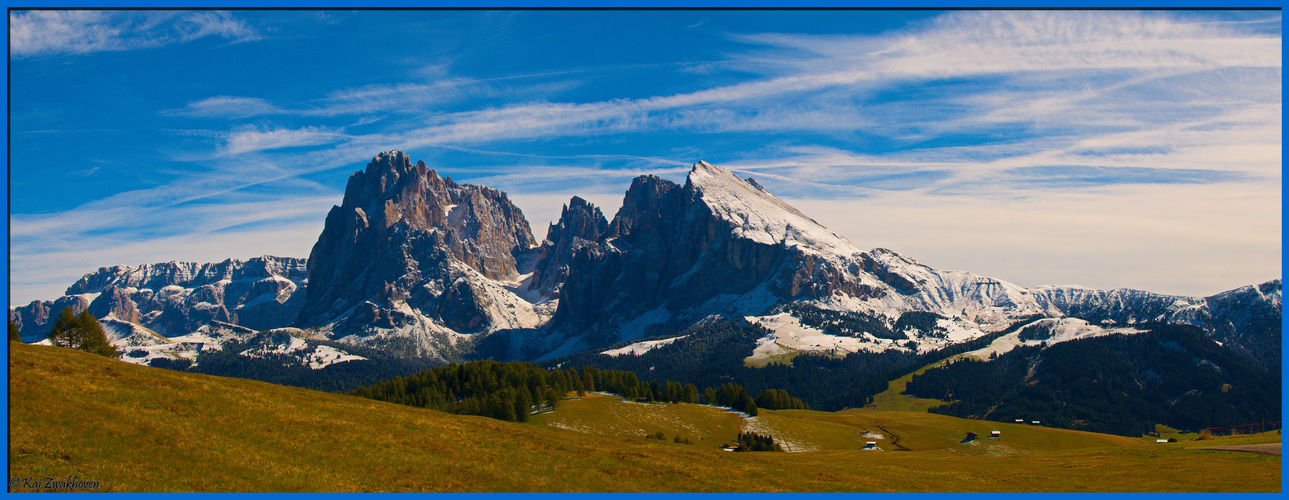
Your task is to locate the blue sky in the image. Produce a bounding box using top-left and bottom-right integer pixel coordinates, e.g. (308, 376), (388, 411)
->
(8, 9), (1282, 306)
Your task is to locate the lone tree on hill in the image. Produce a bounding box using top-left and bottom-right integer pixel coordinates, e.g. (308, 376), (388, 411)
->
(48, 307), (119, 359)
(9, 319), (20, 342)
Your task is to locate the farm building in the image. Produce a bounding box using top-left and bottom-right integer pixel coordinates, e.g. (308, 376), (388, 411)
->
(989, 431), (1001, 438)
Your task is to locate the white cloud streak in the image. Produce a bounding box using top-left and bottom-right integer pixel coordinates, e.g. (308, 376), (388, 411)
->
(10, 10), (1281, 304)
(219, 125), (348, 157)
(9, 10), (260, 58)
(164, 96), (284, 119)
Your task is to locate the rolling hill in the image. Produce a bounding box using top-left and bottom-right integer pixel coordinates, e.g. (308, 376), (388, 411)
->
(8, 343), (1280, 492)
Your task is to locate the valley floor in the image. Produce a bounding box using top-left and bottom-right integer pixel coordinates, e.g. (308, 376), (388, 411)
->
(7, 343), (1281, 493)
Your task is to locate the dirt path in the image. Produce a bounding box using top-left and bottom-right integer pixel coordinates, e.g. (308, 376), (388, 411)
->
(1196, 443), (1281, 456)
(875, 424), (911, 451)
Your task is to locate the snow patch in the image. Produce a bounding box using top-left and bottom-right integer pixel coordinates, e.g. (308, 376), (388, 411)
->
(600, 334), (692, 357)
(745, 312), (893, 362)
(967, 318), (1144, 360)
(307, 344), (367, 369)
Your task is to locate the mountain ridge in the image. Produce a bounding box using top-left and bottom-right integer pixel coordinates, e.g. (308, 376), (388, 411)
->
(9, 153), (1280, 373)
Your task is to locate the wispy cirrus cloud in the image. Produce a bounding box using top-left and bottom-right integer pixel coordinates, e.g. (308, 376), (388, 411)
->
(163, 96), (285, 119)
(9, 10), (260, 58)
(9, 153), (340, 303)
(10, 10), (1281, 304)
(165, 71), (586, 120)
(218, 125), (348, 157)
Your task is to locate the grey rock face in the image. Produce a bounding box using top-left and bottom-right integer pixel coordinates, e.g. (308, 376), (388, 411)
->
(547, 164), (879, 348)
(529, 196), (609, 298)
(9, 256), (307, 341)
(295, 151), (541, 359)
(9, 295), (95, 343)
(1202, 280), (1281, 371)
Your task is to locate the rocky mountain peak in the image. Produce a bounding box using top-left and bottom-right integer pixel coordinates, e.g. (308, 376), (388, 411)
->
(685, 161), (855, 256)
(545, 161), (879, 345)
(606, 175), (684, 241)
(529, 196), (609, 298)
(297, 151), (542, 355)
(552, 196), (608, 243)
(65, 257), (307, 296)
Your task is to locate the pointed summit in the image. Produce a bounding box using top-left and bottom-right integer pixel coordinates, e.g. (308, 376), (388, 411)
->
(684, 160), (856, 255)
(529, 196), (609, 297)
(297, 151), (540, 356)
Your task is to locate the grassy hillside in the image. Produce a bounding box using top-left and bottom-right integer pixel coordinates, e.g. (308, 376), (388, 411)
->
(531, 393), (744, 446)
(857, 354), (966, 413)
(538, 393), (1145, 454)
(8, 342), (1281, 492)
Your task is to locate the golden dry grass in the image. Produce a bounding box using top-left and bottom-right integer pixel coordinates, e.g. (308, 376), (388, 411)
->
(8, 342), (1280, 492)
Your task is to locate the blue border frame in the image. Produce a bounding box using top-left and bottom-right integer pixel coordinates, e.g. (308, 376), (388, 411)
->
(1, 2), (1283, 497)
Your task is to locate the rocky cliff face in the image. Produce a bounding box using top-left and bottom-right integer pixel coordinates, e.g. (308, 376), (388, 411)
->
(9, 295), (95, 343)
(11, 154), (1279, 371)
(295, 151), (544, 359)
(501, 161), (1281, 365)
(9, 256), (307, 342)
(523, 162), (895, 357)
(527, 196), (608, 298)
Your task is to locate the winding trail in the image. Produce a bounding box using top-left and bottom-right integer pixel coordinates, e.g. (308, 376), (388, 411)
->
(875, 424), (912, 451)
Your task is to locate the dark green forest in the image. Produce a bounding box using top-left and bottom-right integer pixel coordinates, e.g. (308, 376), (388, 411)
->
(548, 317), (1018, 411)
(347, 359), (809, 422)
(782, 303), (950, 341)
(904, 324), (1281, 436)
(131, 309), (1278, 437)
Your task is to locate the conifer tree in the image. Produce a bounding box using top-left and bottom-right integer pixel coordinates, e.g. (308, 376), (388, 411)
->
(9, 320), (20, 342)
(48, 307), (119, 359)
(683, 383), (700, 404)
(514, 388), (532, 422)
(545, 387), (560, 409)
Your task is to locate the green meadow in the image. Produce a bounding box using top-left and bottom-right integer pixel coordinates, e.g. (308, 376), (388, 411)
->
(8, 342), (1280, 492)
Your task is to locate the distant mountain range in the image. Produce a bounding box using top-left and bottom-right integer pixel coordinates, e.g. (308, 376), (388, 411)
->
(11, 151), (1281, 378)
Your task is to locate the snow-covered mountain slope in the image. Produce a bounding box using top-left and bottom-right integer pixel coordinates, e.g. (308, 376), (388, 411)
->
(600, 334), (693, 358)
(689, 160), (856, 257)
(34, 316), (370, 372)
(965, 317), (1144, 360)
(10, 256), (307, 342)
(535, 161), (1279, 366)
(12, 156), (1279, 372)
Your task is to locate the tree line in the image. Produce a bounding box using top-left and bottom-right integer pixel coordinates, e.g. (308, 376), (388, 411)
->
(546, 317), (1023, 412)
(349, 360), (812, 422)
